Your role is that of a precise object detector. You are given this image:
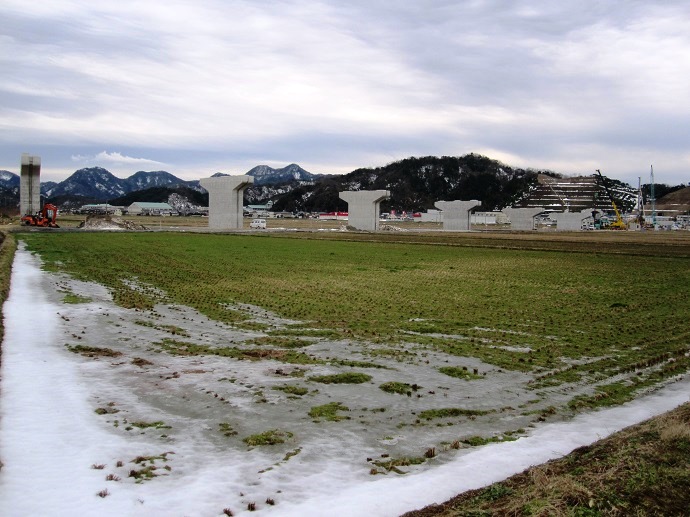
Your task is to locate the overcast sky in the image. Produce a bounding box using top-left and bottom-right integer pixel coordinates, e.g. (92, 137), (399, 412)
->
(1, 1), (689, 186)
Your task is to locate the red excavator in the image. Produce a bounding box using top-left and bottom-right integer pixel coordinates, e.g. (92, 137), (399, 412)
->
(21, 203), (60, 228)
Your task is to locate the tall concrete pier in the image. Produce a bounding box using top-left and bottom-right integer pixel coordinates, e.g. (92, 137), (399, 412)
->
(552, 210), (588, 231)
(200, 175), (254, 229)
(20, 154), (41, 216)
(339, 190), (390, 231)
(434, 200), (481, 231)
(503, 207), (543, 231)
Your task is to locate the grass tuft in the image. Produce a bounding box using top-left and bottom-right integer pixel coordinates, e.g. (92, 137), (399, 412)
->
(308, 372), (372, 384)
(308, 402), (350, 422)
(243, 429), (293, 446)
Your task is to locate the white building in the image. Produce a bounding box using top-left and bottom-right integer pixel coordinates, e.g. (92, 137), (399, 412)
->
(78, 203), (124, 215)
(470, 212), (509, 225)
(127, 202), (175, 216)
(417, 210), (508, 224)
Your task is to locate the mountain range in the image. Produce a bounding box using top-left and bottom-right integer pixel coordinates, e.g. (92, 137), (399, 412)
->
(0, 163), (316, 206)
(1, 155), (681, 214)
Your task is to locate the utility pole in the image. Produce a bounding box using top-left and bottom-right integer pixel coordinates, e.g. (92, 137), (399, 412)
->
(650, 165), (657, 229)
(637, 177), (644, 227)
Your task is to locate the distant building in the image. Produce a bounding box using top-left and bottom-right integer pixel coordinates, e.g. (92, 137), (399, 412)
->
(127, 202), (175, 216)
(416, 210), (508, 225)
(417, 209), (442, 223)
(244, 200), (274, 217)
(78, 203), (124, 215)
(471, 211), (509, 225)
(318, 211), (348, 220)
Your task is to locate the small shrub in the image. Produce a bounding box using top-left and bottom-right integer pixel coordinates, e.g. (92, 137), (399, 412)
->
(308, 372), (372, 384)
(462, 435), (517, 446)
(438, 366), (483, 380)
(478, 482), (513, 501)
(129, 421), (171, 430)
(63, 292), (92, 304)
(219, 423), (238, 437)
(243, 429), (293, 446)
(372, 456), (426, 474)
(132, 357), (153, 367)
(126, 452), (173, 482)
(272, 385), (308, 396)
(379, 381), (415, 394)
(96, 489), (110, 498)
(95, 407), (119, 415)
(418, 408), (491, 420)
(67, 345), (122, 358)
(308, 402), (350, 422)
(282, 448), (301, 461)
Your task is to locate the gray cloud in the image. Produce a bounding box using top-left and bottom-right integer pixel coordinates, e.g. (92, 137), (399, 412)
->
(1, 0), (688, 186)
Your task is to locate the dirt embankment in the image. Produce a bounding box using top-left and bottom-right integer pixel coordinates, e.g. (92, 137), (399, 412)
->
(402, 402), (690, 517)
(0, 231), (17, 362)
(77, 215), (148, 231)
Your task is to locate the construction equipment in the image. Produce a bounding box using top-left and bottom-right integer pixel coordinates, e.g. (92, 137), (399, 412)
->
(595, 169), (626, 230)
(21, 203), (60, 228)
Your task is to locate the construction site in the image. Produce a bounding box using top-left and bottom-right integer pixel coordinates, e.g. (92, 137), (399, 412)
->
(7, 152), (688, 234)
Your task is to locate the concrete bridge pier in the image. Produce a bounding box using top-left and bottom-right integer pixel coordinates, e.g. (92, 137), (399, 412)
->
(200, 175), (254, 229)
(20, 154), (41, 216)
(434, 200), (481, 231)
(551, 210), (588, 231)
(503, 207), (544, 231)
(339, 190), (390, 231)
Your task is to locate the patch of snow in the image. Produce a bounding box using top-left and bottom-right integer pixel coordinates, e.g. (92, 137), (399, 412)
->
(473, 327), (531, 336)
(490, 345), (533, 353)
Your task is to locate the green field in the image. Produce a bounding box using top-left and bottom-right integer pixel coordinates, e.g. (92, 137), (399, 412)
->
(20, 231), (690, 409)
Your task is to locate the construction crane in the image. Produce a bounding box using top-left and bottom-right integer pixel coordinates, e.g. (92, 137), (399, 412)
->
(595, 169), (626, 230)
(650, 165), (657, 229)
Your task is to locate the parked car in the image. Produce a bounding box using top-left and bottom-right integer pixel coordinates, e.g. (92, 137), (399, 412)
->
(250, 218), (267, 229)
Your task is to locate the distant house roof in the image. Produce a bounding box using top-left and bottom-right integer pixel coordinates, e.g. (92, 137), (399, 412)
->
(129, 202), (173, 209)
(245, 200), (273, 211)
(79, 203), (123, 211)
(81, 203), (114, 209)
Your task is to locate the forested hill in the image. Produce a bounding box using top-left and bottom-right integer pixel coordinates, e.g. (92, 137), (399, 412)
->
(270, 154), (547, 213)
(109, 186), (208, 207)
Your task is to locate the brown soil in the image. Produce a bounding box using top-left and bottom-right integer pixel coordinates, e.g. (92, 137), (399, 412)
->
(655, 186), (690, 214)
(77, 214), (148, 230)
(658, 186), (690, 204)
